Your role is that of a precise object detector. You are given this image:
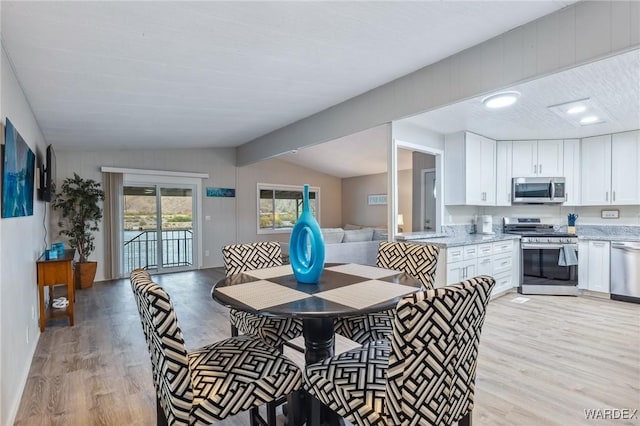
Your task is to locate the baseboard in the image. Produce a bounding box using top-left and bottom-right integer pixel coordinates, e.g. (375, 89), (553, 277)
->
(5, 329), (40, 426)
(490, 287), (516, 300)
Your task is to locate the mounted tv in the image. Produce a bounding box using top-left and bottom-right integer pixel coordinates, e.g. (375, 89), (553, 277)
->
(2, 118), (35, 218)
(39, 144), (56, 202)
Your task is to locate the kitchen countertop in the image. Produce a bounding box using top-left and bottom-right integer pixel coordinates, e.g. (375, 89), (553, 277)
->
(578, 235), (640, 242)
(400, 233), (521, 248)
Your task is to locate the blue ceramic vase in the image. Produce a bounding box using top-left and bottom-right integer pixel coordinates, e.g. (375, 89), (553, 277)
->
(289, 184), (325, 283)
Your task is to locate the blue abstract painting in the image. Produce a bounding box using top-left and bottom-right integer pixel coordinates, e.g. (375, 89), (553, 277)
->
(206, 187), (235, 197)
(2, 118), (35, 218)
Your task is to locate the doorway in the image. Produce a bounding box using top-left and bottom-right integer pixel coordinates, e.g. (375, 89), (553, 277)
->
(422, 169), (436, 231)
(122, 184), (195, 274)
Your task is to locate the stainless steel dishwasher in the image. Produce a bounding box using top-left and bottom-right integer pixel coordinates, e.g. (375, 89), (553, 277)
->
(610, 241), (640, 304)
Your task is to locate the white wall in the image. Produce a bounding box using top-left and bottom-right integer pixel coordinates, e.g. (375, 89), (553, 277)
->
(235, 157), (342, 244)
(1, 47), (49, 426)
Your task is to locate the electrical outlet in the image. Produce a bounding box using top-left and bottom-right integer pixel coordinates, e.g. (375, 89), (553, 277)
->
(601, 209), (619, 219)
(31, 305), (35, 320)
(204, 250), (210, 257)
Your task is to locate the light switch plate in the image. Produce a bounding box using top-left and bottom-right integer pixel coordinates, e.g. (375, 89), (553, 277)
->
(601, 209), (619, 219)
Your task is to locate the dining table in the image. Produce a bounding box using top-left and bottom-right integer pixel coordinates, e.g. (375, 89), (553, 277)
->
(211, 262), (422, 424)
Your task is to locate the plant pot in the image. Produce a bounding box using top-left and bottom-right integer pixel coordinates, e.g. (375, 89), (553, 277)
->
(75, 261), (98, 289)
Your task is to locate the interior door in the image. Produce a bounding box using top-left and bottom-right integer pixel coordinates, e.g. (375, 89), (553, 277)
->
(122, 184), (195, 273)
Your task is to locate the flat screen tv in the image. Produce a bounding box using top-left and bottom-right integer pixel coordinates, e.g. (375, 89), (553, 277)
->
(39, 144), (56, 202)
(2, 118), (35, 218)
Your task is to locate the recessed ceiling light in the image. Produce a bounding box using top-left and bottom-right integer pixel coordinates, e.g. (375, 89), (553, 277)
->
(547, 98), (610, 127)
(566, 105), (586, 114)
(580, 115), (601, 125)
(482, 91), (521, 109)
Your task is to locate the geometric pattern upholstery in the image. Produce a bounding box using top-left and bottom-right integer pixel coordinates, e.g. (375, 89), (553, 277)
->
(305, 275), (495, 426)
(222, 242), (303, 348)
(130, 269), (302, 425)
(334, 242), (440, 345)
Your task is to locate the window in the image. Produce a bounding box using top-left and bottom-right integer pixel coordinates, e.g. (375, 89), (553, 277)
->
(258, 184), (319, 233)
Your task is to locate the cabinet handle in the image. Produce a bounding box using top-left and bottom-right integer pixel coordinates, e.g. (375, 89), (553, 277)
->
(539, 164), (542, 174)
(533, 164), (537, 174)
(606, 192), (609, 201)
(613, 191), (616, 202)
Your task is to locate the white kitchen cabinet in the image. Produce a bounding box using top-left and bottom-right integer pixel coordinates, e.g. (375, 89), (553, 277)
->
(445, 131), (496, 206)
(512, 139), (563, 177)
(581, 134), (612, 205)
(611, 130), (640, 204)
(577, 240), (590, 289)
(582, 132), (639, 205)
(496, 141), (513, 206)
(563, 139), (581, 205)
(585, 240), (610, 293)
(439, 239), (517, 296)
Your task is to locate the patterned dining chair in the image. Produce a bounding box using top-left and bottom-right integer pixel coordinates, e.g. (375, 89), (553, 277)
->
(304, 275), (495, 426)
(222, 242), (303, 350)
(334, 241), (440, 344)
(130, 269), (302, 426)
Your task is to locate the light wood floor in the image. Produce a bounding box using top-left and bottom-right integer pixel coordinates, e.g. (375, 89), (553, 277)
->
(13, 269), (640, 426)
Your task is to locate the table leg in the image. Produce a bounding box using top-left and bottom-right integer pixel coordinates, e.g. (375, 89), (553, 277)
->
(301, 318), (342, 426)
(303, 318), (334, 364)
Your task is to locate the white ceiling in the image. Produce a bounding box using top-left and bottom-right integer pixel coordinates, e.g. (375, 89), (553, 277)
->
(403, 48), (640, 140)
(280, 49), (640, 178)
(1, 1), (573, 151)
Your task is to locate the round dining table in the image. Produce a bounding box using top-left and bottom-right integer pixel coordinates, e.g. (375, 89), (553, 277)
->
(211, 262), (422, 365)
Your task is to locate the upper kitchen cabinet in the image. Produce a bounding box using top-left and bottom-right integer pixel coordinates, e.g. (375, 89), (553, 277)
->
(445, 131), (496, 206)
(582, 131), (639, 205)
(512, 139), (564, 177)
(563, 139), (581, 206)
(496, 141), (513, 206)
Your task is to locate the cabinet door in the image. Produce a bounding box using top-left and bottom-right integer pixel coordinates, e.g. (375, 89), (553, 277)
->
(511, 140), (537, 177)
(611, 130), (640, 205)
(446, 261), (465, 284)
(581, 135), (612, 205)
(496, 141), (513, 205)
(577, 241), (589, 289)
(563, 139), (581, 205)
(465, 132), (496, 205)
(587, 241), (610, 293)
(536, 140), (563, 177)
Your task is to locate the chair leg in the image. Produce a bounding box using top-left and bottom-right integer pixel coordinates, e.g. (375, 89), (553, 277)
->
(156, 397), (168, 426)
(231, 324), (238, 337)
(249, 406), (259, 426)
(309, 395), (322, 426)
(266, 401), (277, 426)
(458, 411), (472, 426)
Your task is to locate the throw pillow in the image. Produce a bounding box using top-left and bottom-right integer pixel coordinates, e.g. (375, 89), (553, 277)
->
(343, 223), (362, 230)
(321, 228), (345, 244)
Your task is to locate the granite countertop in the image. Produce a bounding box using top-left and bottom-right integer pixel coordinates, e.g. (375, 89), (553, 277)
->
(402, 233), (521, 248)
(578, 235), (640, 242)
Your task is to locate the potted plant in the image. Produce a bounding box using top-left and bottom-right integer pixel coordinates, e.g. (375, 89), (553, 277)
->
(52, 173), (105, 289)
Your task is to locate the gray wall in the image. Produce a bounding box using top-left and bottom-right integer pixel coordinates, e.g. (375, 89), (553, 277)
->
(238, 1), (639, 165)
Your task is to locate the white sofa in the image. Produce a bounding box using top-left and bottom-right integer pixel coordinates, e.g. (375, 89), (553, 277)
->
(281, 226), (387, 266)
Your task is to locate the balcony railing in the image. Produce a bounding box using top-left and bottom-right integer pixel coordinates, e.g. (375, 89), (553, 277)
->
(124, 229), (193, 272)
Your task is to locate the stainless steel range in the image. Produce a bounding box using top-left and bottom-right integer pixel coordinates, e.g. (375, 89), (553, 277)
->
(504, 217), (579, 295)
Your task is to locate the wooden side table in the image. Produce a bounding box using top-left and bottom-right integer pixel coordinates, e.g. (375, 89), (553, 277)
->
(36, 249), (75, 331)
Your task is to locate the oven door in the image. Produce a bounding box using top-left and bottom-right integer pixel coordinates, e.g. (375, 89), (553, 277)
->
(520, 243), (579, 294)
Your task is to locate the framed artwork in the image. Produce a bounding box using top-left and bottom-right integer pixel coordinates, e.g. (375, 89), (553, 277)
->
(206, 187), (235, 197)
(2, 118), (35, 218)
(367, 194), (387, 205)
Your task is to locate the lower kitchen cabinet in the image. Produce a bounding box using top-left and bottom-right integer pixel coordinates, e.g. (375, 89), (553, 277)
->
(578, 240), (611, 293)
(438, 239), (517, 296)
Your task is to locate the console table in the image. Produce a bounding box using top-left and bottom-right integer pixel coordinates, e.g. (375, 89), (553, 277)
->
(36, 249), (75, 331)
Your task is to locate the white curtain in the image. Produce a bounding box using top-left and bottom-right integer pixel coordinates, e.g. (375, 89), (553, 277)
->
(102, 172), (123, 279)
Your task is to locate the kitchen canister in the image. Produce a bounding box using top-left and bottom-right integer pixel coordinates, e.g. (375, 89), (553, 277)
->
(289, 184), (325, 283)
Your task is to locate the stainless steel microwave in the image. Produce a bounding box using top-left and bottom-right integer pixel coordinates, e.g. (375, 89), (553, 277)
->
(512, 177), (566, 204)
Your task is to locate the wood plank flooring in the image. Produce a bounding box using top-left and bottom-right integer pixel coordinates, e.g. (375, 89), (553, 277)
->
(13, 269), (640, 426)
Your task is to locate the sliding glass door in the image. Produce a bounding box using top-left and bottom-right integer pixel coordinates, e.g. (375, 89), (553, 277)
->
(122, 184), (195, 273)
